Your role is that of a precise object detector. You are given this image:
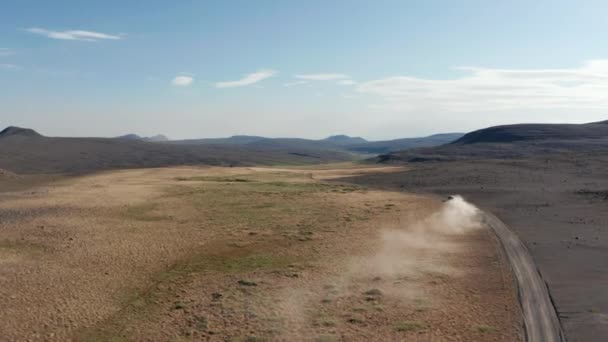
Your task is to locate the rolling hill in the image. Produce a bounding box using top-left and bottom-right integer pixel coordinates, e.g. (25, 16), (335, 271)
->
(0, 126), (464, 174)
(0, 127), (355, 174)
(169, 133), (464, 155)
(347, 133), (464, 154)
(453, 121), (608, 144)
(377, 120), (608, 163)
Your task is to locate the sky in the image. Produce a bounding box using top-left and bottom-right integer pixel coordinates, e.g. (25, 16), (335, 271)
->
(2, 0), (608, 140)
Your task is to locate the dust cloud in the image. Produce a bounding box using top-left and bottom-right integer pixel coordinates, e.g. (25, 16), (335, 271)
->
(277, 195), (485, 336)
(365, 195), (483, 280)
(429, 195), (483, 234)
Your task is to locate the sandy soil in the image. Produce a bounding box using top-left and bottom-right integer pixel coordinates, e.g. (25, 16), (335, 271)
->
(0, 165), (520, 341)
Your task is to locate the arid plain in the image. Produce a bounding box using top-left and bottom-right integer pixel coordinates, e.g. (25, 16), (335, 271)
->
(0, 165), (520, 341)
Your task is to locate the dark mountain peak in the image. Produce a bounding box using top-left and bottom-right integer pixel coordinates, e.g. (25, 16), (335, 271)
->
(0, 126), (42, 138)
(116, 133), (142, 140)
(116, 134), (169, 142)
(323, 135), (368, 145)
(325, 134), (349, 139)
(325, 134), (364, 141)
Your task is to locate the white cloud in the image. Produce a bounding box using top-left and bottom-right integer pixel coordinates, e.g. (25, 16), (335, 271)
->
(26, 28), (123, 41)
(216, 69), (277, 88)
(0, 48), (15, 57)
(357, 60), (608, 112)
(295, 73), (349, 81)
(171, 75), (194, 86)
(337, 79), (357, 86)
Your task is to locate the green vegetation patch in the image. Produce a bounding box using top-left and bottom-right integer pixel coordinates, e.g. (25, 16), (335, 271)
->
(315, 335), (339, 342)
(394, 320), (427, 332)
(313, 314), (337, 328)
(175, 175), (255, 183)
(239, 181), (342, 193)
(121, 202), (172, 222)
(81, 250), (292, 341)
(156, 252), (293, 283)
(0, 239), (45, 251)
(165, 181), (349, 232)
(170, 177), (363, 197)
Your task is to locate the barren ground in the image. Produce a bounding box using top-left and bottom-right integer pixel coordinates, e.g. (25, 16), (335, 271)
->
(0, 165), (521, 341)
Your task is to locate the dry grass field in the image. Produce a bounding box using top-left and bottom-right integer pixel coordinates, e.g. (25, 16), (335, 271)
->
(0, 165), (521, 341)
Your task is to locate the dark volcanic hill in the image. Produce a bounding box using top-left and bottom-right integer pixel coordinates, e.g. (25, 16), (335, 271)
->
(376, 120), (608, 163)
(349, 133), (464, 154)
(0, 126), (42, 138)
(322, 135), (368, 146)
(453, 121), (608, 144)
(116, 133), (142, 140)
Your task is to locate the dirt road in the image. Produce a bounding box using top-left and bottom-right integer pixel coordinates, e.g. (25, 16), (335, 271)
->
(483, 212), (564, 342)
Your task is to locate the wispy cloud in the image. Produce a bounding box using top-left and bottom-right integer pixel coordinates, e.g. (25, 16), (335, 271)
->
(0, 48), (15, 57)
(295, 73), (349, 81)
(26, 28), (123, 41)
(0, 63), (20, 70)
(337, 79), (357, 86)
(171, 75), (194, 86)
(216, 69), (276, 88)
(357, 60), (608, 112)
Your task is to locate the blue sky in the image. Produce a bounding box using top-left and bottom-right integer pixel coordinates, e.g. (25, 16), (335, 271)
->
(2, 0), (608, 139)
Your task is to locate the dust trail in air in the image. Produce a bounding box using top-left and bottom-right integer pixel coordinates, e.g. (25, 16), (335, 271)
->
(354, 195), (483, 285)
(276, 195), (484, 337)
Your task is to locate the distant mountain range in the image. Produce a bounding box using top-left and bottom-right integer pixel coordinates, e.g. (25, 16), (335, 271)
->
(165, 132), (464, 155)
(3, 120), (607, 173)
(0, 127), (355, 174)
(0, 127), (463, 174)
(116, 133), (170, 142)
